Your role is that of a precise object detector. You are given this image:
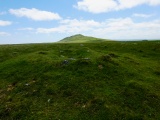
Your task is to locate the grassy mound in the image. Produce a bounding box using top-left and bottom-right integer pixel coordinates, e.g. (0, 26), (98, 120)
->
(59, 34), (109, 43)
(0, 41), (160, 119)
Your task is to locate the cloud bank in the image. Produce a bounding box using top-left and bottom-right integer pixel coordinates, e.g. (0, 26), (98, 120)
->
(0, 20), (12, 26)
(37, 19), (100, 33)
(9, 8), (62, 21)
(132, 13), (154, 18)
(0, 32), (10, 36)
(35, 18), (160, 39)
(74, 0), (160, 13)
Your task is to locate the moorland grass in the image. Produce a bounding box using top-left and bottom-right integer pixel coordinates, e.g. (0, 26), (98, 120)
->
(0, 40), (160, 119)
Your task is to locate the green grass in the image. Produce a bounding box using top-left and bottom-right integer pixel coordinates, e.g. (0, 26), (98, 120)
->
(0, 40), (160, 119)
(59, 34), (110, 43)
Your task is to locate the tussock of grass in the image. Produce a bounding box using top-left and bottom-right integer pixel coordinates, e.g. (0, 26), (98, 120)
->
(0, 41), (160, 119)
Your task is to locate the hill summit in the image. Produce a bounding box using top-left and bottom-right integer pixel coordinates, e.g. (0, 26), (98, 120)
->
(59, 34), (108, 43)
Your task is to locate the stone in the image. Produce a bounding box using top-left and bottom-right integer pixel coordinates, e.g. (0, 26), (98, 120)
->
(80, 44), (84, 46)
(62, 60), (69, 65)
(98, 65), (103, 69)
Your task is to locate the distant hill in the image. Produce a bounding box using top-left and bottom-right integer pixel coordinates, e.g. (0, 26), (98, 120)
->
(59, 34), (110, 43)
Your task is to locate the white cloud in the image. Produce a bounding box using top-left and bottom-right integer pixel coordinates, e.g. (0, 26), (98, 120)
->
(37, 19), (100, 33)
(0, 20), (12, 26)
(9, 8), (62, 21)
(74, 0), (160, 13)
(148, 0), (160, 5)
(132, 13), (154, 18)
(92, 18), (160, 39)
(0, 32), (10, 36)
(74, 0), (117, 13)
(35, 18), (160, 39)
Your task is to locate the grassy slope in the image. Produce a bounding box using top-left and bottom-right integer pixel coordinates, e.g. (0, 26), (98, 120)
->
(59, 34), (109, 43)
(0, 41), (160, 119)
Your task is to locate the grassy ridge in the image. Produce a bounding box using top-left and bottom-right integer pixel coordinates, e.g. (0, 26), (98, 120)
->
(59, 34), (109, 43)
(0, 41), (160, 119)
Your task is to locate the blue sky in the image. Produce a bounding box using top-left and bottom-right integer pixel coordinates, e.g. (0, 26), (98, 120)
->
(0, 0), (160, 44)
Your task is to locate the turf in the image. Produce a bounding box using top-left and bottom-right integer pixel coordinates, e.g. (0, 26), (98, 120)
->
(0, 40), (160, 119)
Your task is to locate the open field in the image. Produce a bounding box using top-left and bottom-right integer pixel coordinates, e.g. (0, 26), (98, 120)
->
(0, 40), (160, 119)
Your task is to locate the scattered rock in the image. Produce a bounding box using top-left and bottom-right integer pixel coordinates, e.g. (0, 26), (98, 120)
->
(82, 58), (90, 60)
(7, 88), (13, 92)
(33, 90), (36, 92)
(32, 80), (36, 83)
(48, 99), (51, 103)
(7, 85), (14, 91)
(69, 58), (76, 60)
(98, 65), (103, 69)
(25, 83), (29, 86)
(82, 105), (86, 108)
(60, 55), (65, 58)
(62, 60), (69, 65)
(80, 44), (84, 46)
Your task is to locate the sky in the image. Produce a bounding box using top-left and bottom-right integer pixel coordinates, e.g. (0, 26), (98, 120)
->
(0, 0), (160, 44)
